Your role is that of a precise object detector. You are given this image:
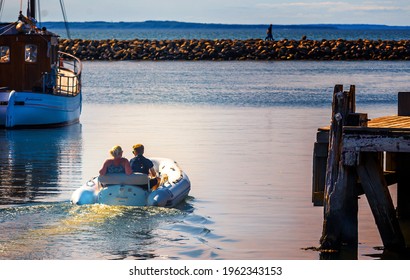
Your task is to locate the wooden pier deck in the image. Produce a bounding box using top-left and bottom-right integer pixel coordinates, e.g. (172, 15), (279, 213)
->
(312, 85), (410, 257)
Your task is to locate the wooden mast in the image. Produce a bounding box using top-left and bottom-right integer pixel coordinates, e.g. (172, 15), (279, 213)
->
(29, 0), (36, 18)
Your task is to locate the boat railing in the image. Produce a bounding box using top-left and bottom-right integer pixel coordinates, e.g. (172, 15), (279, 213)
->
(43, 51), (82, 96)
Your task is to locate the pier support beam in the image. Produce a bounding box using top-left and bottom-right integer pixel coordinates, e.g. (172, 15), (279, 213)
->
(312, 131), (329, 206)
(356, 153), (406, 249)
(397, 92), (410, 219)
(397, 154), (410, 219)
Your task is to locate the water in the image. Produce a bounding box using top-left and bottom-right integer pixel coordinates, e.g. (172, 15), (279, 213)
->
(1, 60), (410, 260)
(52, 28), (410, 41)
(83, 60), (409, 107)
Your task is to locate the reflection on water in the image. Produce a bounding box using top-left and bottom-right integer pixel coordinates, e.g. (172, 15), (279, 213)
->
(0, 199), (220, 260)
(0, 124), (82, 205)
(0, 111), (228, 260)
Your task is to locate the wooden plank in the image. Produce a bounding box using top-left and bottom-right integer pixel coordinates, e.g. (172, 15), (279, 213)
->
(385, 152), (397, 171)
(342, 165), (358, 247)
(321, 116), (410, 131)
(368, 116), (410, 128)
(321, 162), (358, 248)
(312, 142), (328, 206)
(346, 113), (368, 127)
(356, 153), (405, 250)
(348, 85), (356, 113)
(343, 132), (410, 153)
(342, 151), (359, 166)
(316, 130), (329, 144)
(397, 153), (410, 219)
(312, 192), (324, 206)
(312, 131), (330, 206)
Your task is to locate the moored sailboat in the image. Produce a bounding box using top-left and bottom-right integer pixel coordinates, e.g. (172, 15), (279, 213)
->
(0, 0), (82, 128)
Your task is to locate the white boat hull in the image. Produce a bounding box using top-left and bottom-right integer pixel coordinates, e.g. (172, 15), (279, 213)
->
(71, 158), (191, 208)
(0, 90), (81, 128)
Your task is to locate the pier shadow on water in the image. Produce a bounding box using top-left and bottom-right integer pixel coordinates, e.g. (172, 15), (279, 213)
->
(0, 124), (83, 206)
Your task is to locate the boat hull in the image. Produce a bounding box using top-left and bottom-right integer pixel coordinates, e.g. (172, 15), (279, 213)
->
(0, 90), (81, 128)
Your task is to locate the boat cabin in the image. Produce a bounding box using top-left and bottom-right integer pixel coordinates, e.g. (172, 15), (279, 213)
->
(0, 23), (58, 92)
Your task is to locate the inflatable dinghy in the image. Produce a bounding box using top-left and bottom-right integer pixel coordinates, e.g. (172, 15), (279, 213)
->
(71, 158), (190, 207)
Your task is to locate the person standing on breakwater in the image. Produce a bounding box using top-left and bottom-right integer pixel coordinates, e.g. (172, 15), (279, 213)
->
(265, 24), (273, 41)
(99, 145), (133, 175)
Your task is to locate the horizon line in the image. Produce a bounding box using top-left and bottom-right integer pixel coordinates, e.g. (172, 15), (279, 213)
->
(37, 20), (410, 29)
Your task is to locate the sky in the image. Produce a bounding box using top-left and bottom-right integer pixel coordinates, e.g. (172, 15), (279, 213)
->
(0, 0), (409, 26)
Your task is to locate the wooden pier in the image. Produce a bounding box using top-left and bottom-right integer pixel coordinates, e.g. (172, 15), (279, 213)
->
(312, 85), (410, 255)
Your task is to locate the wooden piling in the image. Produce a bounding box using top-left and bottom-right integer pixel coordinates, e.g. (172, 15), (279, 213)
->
(317, 86), (408, 252)
(397, 92), (410, 219)
(320, 85), (358, 249)
(312, 131), (328, 206)
(397, 154), (410, 219)
(398, 92), (410, 116)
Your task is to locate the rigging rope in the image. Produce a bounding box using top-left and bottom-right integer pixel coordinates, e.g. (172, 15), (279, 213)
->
(0, 21), (17, 36)
(0, 0), (71, 38)
(59, 0), (71, 39)
(0, 0), (5, 20)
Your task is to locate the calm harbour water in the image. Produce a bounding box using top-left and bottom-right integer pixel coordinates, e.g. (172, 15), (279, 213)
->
(0, 60), (409, 260)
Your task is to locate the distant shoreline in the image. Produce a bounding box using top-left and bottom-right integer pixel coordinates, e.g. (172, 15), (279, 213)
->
(44, 20), (410, 30)
(59, 38), (410, 61)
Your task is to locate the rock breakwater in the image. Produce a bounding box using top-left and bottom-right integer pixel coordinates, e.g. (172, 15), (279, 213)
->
(59, 38), (410, 61)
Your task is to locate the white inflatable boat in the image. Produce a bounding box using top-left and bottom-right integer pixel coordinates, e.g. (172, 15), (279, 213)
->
(71, 158), (191, 207)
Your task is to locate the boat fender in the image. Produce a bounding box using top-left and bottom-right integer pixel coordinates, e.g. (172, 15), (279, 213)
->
(6, 91), (16, 128)
(147, 188), (173, 207)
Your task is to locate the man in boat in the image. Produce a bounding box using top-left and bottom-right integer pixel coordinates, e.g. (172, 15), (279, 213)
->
(130, 144), (160, 190)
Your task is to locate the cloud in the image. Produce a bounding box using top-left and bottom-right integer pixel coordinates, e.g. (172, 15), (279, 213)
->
(257, 1), (407, 13)
(253, 0), (410, 25)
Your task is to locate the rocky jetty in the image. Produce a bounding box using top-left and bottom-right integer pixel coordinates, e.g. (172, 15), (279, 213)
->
(59, 38), (410, 61)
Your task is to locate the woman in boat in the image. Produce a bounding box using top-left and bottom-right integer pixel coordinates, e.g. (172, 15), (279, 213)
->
(99, 145), (132, 176)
